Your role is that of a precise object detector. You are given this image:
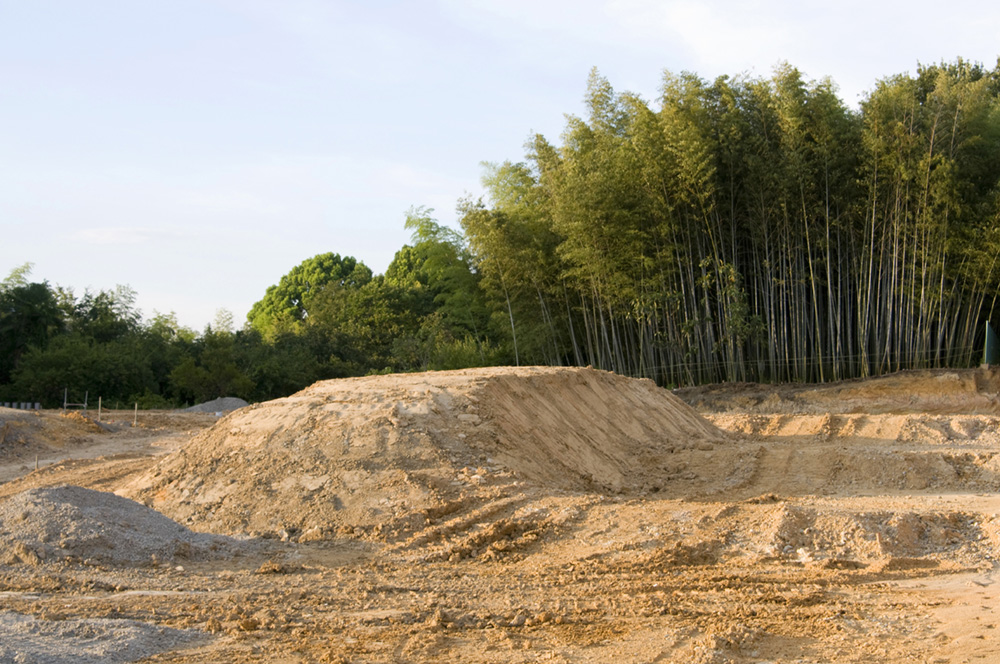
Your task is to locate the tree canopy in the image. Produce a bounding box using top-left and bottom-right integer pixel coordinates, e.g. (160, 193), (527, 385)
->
(247, 253), (373, 338)
(460, 60), (1000, 384)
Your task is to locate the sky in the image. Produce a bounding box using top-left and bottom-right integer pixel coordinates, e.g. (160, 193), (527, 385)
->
(2, 0), (998, 331)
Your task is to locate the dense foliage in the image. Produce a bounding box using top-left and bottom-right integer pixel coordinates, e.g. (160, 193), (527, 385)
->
(3, 59), (999, 406)
(465, 60), (1000, 384)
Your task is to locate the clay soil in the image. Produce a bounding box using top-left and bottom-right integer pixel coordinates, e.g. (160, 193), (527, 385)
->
(1, 366), (999, 663)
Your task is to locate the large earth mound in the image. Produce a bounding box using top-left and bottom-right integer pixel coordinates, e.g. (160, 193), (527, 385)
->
(124, 367), (725, 541)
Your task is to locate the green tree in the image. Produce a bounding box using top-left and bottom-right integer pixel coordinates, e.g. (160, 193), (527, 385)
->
(247, 253), (373, 338)
(0, 277), (64, 386)
(462, 161), (569, 366)
(307, 276), (422, 374)
(136, 312), (198, 404)
(70, 286), (142, 344)
(8, 334), (156, 407)
(169, 327), (254, 404)
(238, 329), (322, 401)
(396, 206), (493, 362)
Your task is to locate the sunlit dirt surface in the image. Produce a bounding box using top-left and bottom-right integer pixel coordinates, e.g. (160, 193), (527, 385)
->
(1, 367), (998, 663)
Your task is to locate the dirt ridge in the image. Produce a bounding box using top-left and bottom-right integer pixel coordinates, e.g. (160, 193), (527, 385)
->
(123, 366), (726, 540)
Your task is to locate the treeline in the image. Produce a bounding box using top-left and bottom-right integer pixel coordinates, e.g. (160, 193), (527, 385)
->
(463, 59), (1000, 384)
(0, 265), (285, 408)
(4, 58), (1000, 406)
(0, 209), (501, 407)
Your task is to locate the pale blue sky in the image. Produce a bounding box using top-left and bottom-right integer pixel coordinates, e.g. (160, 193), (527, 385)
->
(2, 0), (998, 330)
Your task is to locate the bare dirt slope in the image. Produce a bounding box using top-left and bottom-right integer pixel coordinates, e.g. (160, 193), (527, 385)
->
(123, 367), (723, 541)
(675, 367), (1000, 414)
(0, 366), (998, 663)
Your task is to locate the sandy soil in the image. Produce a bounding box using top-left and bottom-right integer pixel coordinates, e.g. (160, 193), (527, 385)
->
(1, 367), (999, 663)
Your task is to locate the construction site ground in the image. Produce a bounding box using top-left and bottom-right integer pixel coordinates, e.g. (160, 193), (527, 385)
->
(1, 366), (999, 663)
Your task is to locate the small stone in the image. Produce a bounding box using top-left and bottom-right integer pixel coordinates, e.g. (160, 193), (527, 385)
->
(238, 618), (260, 632)
(298, 526), (325, 542)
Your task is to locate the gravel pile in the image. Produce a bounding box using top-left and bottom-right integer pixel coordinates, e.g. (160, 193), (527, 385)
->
(0, 485), (243, 566)
(0, 611), (205, 664)
(182, 397), (248, 413)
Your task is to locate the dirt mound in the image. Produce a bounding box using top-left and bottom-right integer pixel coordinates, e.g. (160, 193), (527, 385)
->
(736, 503), (994, 563)
(676, 368), (1000, 415)
(0, 410), (119, 460)
(0, 410), (80, 457)
(0, 409), (220, 487)
(0, 408), (39, 451)
(708, 412), (1000, 444)
(183, 397), (249, 413)
(697, 412), (1000, 496)
(125, 367), (725, 540)
(0, 485), (244, 566)
(1, 410), (111, 479)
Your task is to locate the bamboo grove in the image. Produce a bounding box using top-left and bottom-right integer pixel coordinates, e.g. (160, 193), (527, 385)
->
(459, 59), (1000, 386)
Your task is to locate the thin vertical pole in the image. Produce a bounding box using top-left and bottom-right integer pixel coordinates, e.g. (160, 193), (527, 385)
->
(97, 397), (102, 422)
(984, 321), (998, 367)
(133, 403), (138, 427)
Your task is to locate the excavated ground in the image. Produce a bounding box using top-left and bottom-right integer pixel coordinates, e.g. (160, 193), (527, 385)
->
(1, 366), (999, 663)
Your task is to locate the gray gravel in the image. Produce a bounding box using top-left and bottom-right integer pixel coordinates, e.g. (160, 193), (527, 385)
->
(0, 485), (243, 566)
(182, 397), (248, 413)
(0, 611), (206, 664)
